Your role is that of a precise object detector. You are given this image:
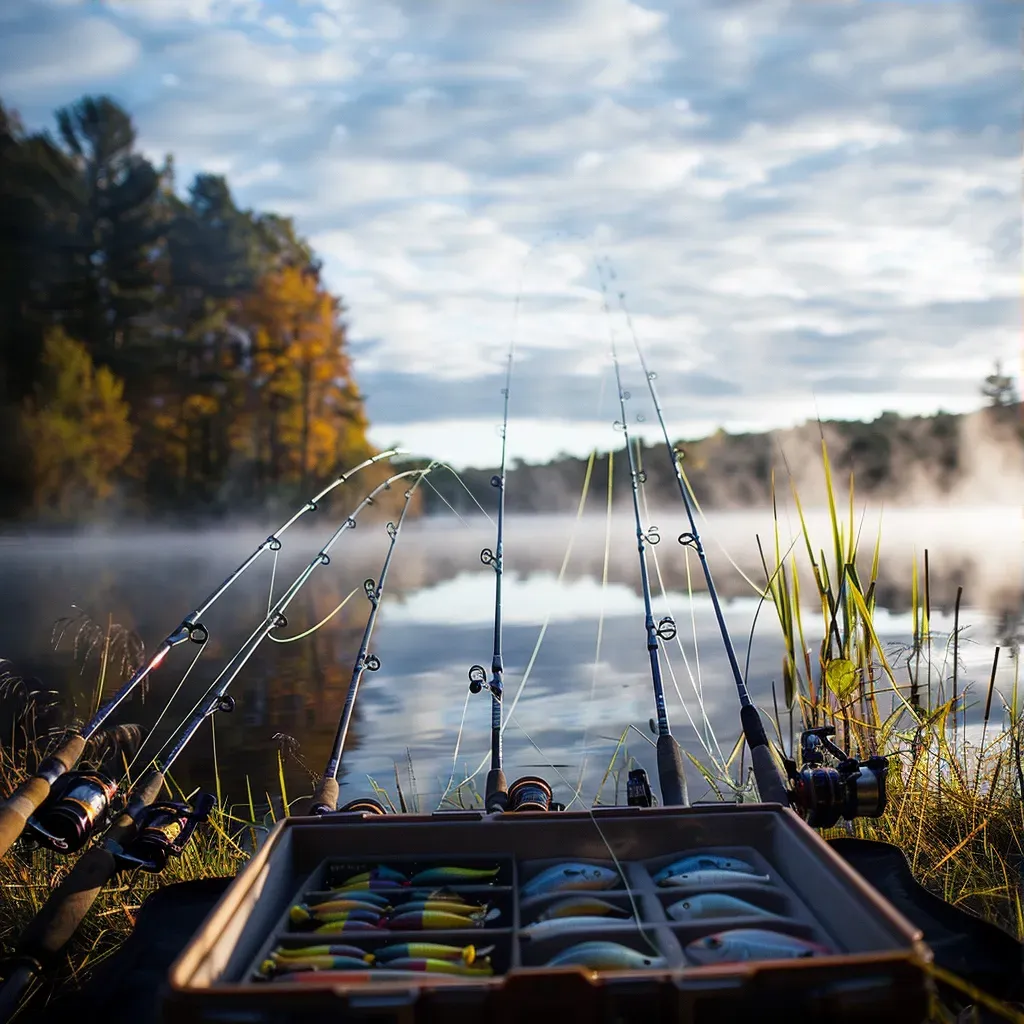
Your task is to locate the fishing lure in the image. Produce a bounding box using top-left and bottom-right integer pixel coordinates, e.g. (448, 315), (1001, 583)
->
(330, 879), (406, 893)
(377, 957), (494, 977)
(387, 909), (496, 931)
(520, 915), (633, 941)
(293, 900), (389, 920)
(335, 866), (408, 886)
(657, 870), (772, 889)
(533, 896), (630, 922)
(262, 954), (375, 976)
(666, 894), (780, 922)
(270, 944), (369, 960)
(520, 864), (620, 900)
(310, 890), (391, 909)
(386, 900), (490, 919)
(269, 970), (425, 984)
(290, 905), (382, 926)
(652, 854), (757, 883)
(545, 941), (666, 971)
(685, 928), (831, 965)
(312, 919), (383, 934)
(374, 943), (490, 965)
(408, 866), (501, 886)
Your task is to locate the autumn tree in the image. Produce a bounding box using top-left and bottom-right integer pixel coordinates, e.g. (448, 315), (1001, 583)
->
(241, 265), (370, 497)
(18, 327), (134, 518)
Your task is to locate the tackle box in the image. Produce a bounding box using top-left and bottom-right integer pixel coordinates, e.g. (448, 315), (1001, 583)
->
(162, 804), (935, 1024)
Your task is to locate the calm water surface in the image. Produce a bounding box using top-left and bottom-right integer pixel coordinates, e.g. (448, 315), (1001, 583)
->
(0, 505), (1020, 812)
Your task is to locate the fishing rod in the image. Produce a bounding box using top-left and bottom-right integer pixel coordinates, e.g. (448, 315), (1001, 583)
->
(466, 349), (514, 813)
(0, 448), (406, 861)
(0, 470), (423, 1022)
(607, 334), (689, 808)
(606, 266), (888, 824)
(308, 468), (432, 816)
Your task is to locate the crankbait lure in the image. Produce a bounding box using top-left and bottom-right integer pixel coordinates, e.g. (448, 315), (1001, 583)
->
(386, 899), (490, 918)
(374, 943), (490, 965)
(261, 954), (375, 976)
(309, 890), (391, 909)
(520, 915), (633, 941)
(657, 870), (771, 889)
(666, 894), (780, 922)
(311, 919), (383, 934)
(292, 900), (388, 920)
(652, 854), (758, 883)
(377, 957), (494, 976)
(269, 944), (369, 960)
(545, 941), (666, 971)
(533, 896), (630, 922)
(520, 864), (620, 900)
(387, 909), (496, 931)
(408, 866), (501, 886)
(290, 905), (382, 926)
(685, 928), (831, 964)
(335, 866), (408, 886)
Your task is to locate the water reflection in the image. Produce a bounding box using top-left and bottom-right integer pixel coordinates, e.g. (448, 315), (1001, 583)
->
(0, 505), (1019, 811)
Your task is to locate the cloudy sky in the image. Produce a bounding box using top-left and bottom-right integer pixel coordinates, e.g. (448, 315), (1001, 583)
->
(0, 0), (1019, 468)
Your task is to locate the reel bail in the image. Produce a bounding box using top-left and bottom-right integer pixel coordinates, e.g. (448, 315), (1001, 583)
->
(25, 771), (119, 854)
(112, 793), (216, 873)
(785, 726), (889, 829)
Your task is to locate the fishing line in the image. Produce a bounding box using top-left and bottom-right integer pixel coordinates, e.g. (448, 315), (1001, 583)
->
(121, 641), (207, 785)
(268, 585), (360, 644)
(504, 706), (662, 959)
(566, 449), (615, 810)
(268, 545), (280, 617)
(633, 434), (726, 769)
(449, 449), (598, 798)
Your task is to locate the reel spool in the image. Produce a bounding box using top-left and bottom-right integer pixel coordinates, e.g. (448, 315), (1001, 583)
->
(24, 771), (119, 853)
(786, 727), (889, 829)
(113, 793), (216, 873)
(507, 776), (553, 813)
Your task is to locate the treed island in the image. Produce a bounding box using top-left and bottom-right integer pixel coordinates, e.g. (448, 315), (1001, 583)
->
(2, 93), (1022, 528)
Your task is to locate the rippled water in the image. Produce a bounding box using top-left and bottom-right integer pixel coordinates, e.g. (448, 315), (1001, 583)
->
(0, 504), (1020, 812)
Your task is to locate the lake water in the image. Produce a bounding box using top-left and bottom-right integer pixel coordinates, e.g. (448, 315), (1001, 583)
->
(0, 504), (1020, 816)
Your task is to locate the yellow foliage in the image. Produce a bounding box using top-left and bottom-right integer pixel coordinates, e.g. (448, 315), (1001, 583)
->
(18, 328), (134, 516)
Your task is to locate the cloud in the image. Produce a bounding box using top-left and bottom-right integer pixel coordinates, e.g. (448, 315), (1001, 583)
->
(0, 16), (141, 93)
(0, 0), (1018, 467)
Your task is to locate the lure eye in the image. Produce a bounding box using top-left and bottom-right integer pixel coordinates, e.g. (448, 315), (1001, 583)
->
(682, 902), (690, 909)
(705, 937), (722, 948)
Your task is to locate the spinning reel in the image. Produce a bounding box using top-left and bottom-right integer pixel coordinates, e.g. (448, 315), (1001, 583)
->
(784, 726), (889, 829)
(111, 792), (216, 873)
(24, 770), (119, 854)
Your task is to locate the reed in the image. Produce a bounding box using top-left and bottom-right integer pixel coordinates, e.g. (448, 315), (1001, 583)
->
(756, 436), (1023, 940)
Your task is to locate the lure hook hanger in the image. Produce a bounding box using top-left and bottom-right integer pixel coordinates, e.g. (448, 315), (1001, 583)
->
(0, 448), (407, 862)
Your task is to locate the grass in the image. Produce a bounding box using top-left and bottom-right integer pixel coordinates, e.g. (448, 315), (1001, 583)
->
(1, 438), (1022, 1022)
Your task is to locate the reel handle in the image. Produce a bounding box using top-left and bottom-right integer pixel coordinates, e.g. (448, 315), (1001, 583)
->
(0, 734), (86, 859)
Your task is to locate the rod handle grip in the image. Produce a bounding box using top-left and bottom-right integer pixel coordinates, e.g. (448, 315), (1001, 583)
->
(309, 776), (339, 814)
(656, 733), (689, 807)
(0, 734), (86, 859)
(485, 769), (508, 812)
(750, 745), (791, 807)
(16, 770), (165, 964)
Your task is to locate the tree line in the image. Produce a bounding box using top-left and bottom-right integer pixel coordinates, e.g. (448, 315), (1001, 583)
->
(0, 94), (374, 523)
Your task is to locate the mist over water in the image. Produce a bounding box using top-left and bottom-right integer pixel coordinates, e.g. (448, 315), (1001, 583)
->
(0, 504), (1019, 810)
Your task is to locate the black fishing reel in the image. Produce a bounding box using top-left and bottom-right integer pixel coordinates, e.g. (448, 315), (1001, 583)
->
(785, 727), (889, 829)
(111, 793), (217, 873)
(24, 770), (119, 854)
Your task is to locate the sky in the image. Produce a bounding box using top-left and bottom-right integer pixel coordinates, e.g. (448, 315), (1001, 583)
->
(0, 0), (1019, 469)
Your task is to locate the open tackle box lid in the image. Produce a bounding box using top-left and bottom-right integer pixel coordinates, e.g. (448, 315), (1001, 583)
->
(162, 803), (934, 1024)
